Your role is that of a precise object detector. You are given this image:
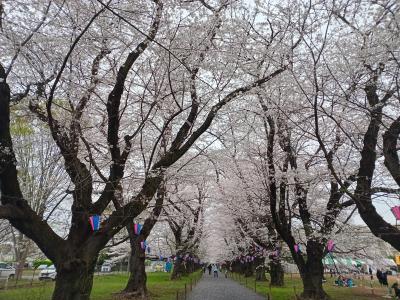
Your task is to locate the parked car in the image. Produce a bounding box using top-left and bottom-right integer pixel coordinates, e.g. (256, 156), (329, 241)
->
(101, 264), (111, 273)
(0, 262), (15, 279)
(39, 265), (56, 281)
(36, 264), (49, 270)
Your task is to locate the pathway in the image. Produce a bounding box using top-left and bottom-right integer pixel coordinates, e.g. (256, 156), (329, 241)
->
(188, 272), (265, 300)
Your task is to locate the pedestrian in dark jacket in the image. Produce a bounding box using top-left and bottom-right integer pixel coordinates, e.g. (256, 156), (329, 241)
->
(392, 283), (400, 299)
(376, 269), (383, 286)
(207, 264), (212, 275)
(381, 271), (388, 287)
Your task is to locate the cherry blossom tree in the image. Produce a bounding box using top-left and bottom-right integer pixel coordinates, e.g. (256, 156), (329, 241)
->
(0, 0), (300, 299)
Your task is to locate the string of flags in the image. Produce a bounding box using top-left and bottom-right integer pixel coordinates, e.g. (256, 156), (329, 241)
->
(87, 218), (201, 264)
(229, 240), (337, 264)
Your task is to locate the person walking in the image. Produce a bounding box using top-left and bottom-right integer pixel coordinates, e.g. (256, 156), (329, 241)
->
(376, 269), (383, 286)
(381, 271), (388, 287)
(212, 264), (219, 278)
(207, 264), (212, 275)
(392, 283), (400, 299)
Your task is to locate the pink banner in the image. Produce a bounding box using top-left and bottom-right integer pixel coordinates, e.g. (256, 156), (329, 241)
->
(391, 206), (400, 220)
(327, 239), (335, 252)
(89, 217), (94, 231)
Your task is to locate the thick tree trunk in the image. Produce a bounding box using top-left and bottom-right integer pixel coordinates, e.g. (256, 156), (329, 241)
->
(301, 272), (329, 300)
(244, 262), (253, 277)
(256, 262), (267, 281)
(269, 259), (284, 286)
(299, 242), (329, 300)
(52, 260), (96, 300)
(122, 238), (148, 298)
(15, 247), (29, 280)
(171, 256), (186, 280)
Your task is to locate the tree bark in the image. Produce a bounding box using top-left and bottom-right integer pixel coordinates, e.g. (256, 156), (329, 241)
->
(299, 241), (329, 300)
(121, 180), (165, 297)
(244, 262), (253, 277)
(15, 245), (30, 280)
(301, 272), (328, 300)
(52, 258), (97, 300)
(122, 238), (148, 298)
(171, 256), (186, 280)
(269, 258), (284, 286)
(255, 257), (267, 281)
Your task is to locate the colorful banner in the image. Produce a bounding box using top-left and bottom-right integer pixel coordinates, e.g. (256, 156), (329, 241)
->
(391, 206), (400, 220)
(89, 215), (100, 231)
(134, 223), (143, 235)
(140, 240), (147, 250)
(327, 240), (335, 252)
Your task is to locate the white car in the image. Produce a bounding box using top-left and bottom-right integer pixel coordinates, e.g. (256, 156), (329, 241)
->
(101, 264), (111, 272)
(37, 264), (49, 270)
(0, 262), (15, 279)
(39, 265), (57, 281)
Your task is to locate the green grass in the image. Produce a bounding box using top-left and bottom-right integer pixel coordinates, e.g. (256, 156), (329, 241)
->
(0, 271), (202, 300)
(230, 272), (398, 300)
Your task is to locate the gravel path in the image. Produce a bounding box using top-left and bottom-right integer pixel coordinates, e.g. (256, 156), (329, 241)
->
(188, 272), (265, 300)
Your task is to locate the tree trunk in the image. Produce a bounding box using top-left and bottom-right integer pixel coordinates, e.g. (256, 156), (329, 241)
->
(121, 238), (148, 298)
(256, 262), (267, 281)
(171, 256), (186, 280)
(15, 246), (29, 280)
(244, 262), (253, 277)
(52, 260), (96, 300)
(299, 242), (329, 300)
(301, 272), (329, 300)
(269, 258), (284, 286)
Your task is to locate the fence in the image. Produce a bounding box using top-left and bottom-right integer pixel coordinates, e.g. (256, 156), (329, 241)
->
(175, 271), (203, 300)
(228, 271), (275, 300)
(0, 267), (50, 290)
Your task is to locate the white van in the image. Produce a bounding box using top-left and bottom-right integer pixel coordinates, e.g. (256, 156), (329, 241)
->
(0, 262), (15, 279)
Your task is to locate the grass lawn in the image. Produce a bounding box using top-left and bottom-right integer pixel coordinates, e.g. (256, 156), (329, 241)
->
(0, 271), (202, 300)
(231, 273), (399, 300)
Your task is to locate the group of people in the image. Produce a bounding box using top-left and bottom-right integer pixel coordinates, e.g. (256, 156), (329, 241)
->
(203, 264), (220, 278)
(334, 275), (354, 287)
(376, 269), (400, 299)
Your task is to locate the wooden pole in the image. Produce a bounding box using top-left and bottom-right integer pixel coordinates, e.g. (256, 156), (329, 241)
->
(30, 268), (36, 286)
(184, 283), (187, 300)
